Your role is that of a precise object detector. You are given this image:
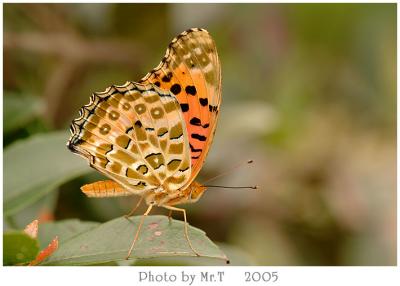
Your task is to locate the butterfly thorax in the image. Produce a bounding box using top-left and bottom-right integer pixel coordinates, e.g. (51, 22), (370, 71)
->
(145, 181), (207, 206)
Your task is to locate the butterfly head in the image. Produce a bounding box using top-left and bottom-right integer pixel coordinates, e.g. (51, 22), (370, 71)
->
(187, 181), (207, 203)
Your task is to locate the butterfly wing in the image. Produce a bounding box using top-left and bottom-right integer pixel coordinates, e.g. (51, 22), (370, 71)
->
(140, 28), (221, 186)
(67, 82), (192, 194)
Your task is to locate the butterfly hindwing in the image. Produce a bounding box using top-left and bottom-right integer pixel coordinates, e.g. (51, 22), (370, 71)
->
(140, 28), (221, 186)
(68, 82), (192, 194)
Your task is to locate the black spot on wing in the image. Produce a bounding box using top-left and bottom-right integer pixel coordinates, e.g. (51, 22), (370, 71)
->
(167, 159), (181, 166)
(145, 152), (164, 170)
(170, 133), (183, 140)
(157, 129), (168, 137)
(185, 85), (197, 95)
(180, 103), (189, 112)
(135, 181), (147, 187)
(190, 117), (201, 126)
(67, 139), (81, 154)
(191, 133), (207, 141)
(145, 152), (162, 159)
(179, 166), (190, 172)
(199, 98), (208, 106)
(105, 144), (113, 155)
(124, 139), (131, 149)
(190, 143), (202, 153)
(136, 164), (149, 175)
(189, 117), (210, 128)
(162, 72), (173, 82)
(170, 84), (181, 95)
(209, 105), (218, 112)
(154, 164), (164, 170)
(126, 126), (133, 134)
(135, 120), (143, 128)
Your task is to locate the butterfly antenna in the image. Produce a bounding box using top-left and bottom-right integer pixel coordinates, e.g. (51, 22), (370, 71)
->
(202, 159), (254, 184)
(205, 185), (259, 190)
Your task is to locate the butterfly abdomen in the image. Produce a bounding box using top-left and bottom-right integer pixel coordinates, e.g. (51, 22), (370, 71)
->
(81, 180), (132, 197)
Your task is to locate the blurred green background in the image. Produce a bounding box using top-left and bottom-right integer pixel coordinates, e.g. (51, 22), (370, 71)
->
(3, 3), (396, 265)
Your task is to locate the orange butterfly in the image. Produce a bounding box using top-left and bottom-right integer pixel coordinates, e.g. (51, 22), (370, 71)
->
(67, 28), (221, 259)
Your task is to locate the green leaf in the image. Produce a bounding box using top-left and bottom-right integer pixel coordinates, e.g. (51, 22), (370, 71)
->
(4, 131), (91, 215)
(40, 215), (228, 265)
(3, 231), (40, 265)
(3, 93), (44, 133)
(133, 243), (256, 266)
(38, 219), (100, 249)
(3, 92), (43, 133)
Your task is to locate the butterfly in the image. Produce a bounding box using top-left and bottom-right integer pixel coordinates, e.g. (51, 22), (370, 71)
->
(67, 28), (221, 259)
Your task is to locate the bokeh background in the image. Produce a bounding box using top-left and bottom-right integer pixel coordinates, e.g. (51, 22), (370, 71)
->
(3, 3), (396, 265)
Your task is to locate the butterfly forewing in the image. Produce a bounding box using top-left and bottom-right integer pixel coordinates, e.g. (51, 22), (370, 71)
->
(68, 82), (192, 194)
(140, 28), (221, 186)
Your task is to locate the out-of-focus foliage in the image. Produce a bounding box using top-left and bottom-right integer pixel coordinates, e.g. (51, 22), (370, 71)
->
(3, 3), (396, 265)
(3, 92), (44, 134)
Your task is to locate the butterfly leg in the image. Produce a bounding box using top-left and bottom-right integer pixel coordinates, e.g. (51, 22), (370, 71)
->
(167, 210), (173, 224)
(163, 206), (201, 257)
(126, 204), (153, 260)
(124, 196), (144, 219)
